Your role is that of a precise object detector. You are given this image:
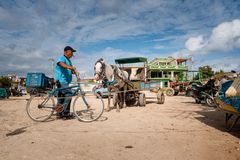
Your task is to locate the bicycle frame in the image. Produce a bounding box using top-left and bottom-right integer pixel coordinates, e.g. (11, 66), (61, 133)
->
(40, 82), (90, 109)
(27, 74), (105, 122)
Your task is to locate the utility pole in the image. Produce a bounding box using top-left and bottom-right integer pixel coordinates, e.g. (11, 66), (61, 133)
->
(48, 58), (55, 78)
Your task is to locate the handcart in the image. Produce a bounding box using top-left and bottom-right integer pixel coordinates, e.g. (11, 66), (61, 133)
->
(215, 80), (240, 131)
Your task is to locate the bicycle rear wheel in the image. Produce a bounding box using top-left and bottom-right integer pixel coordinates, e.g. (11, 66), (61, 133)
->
(73, 93), (104, 122)
(26, 93), (55, 122)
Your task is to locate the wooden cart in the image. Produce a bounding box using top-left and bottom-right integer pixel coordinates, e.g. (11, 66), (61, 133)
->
(215, 96), (240, 131)
(214, 80), (240, 131)
(115, 57), (165, 106)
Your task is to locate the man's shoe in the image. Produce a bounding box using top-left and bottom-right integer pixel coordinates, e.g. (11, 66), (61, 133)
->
(56, 115), (64, 119)
(63, 113), (75, 119)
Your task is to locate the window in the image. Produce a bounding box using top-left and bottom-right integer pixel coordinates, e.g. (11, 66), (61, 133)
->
(151, 72), (157, 78)
(151, 71), (162, 78)
(164, 81), (168, 87)
(163, 71), (167, 78)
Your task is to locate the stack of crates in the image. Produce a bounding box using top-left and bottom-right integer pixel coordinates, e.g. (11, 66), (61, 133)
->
(26, 73), (53, 89)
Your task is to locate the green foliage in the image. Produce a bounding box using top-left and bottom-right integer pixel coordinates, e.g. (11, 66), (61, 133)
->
(193, 73), (200, 80)
(0, 77), (12, 88)
(214, 69), (225, 79)
(193, 65), (214, 80)
(214, 69), (224, 76)
(178, 72), (184, 81)
(199, 65), (214, 79)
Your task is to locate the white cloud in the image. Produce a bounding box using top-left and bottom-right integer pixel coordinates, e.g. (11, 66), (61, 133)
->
(172, 50), (191, 58)
(185, 35), (205, 52)
(147, 36), (178, 42)
(71, 47), (145, 78)
(1, 0), (240, 76)
(206, 19), (240, 52)
(154, 44), (164, 50)
(193, 56), (240, 72)
(182, 19), (240, 55)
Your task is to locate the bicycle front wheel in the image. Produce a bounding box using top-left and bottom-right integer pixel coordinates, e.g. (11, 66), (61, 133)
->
(73, 93), (104, 122)
(26, 93), (55, 122)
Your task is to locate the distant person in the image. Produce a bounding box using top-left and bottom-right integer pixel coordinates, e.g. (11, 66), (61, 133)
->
(220, 75), (228, 85)
(175, 74), (179, 82)
(55, 46), (80, 119)
(219, 75), (229, 91)
(214, 77), (220, 89)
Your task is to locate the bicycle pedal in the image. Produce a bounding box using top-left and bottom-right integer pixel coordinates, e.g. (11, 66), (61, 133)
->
(54, 104), (64, 113)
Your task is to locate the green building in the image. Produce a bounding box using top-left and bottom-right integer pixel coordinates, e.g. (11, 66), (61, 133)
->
(147, 57), (188, 88)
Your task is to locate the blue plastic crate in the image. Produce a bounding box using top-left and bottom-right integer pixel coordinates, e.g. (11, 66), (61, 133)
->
(26, 73), (52, 88)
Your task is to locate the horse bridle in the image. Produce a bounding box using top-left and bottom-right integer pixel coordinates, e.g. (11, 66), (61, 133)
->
(94, 58), (106, 79)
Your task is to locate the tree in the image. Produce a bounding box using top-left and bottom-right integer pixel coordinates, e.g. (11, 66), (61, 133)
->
(193, 73), (200, 80)
(0, 77), (12, 88)
(214, 69), (225, 79)
(193, 65), (214, 80)
(199, 65), (214, 79)
(215, 69), (224, 75)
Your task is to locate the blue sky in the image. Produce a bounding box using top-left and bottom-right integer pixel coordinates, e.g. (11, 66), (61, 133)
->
(0, 0), (240, 77)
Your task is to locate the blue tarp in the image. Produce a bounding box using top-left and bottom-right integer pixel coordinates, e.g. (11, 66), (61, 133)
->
(219, 80), (240, 112)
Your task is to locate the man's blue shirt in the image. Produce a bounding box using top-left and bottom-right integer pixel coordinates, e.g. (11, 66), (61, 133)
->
(55, 55), (72, 84)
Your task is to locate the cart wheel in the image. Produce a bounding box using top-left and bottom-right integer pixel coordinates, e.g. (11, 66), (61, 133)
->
(195, 99), (201, 104)
(139, 93), (146, 107)
(174, 90), (179, 96)
(30, 88), (38, 96)
(206, 97), (216, 107)
(186, 89), (193, 97)
(166, 88), (175, 96)
(225, 113), (240, 132)
(125, 92), (136, 106)
(157, 92), (165, 104)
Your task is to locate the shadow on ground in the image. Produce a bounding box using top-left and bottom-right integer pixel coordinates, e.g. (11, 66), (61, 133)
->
(194, 107), (240, 138)
(6, 127), (28, 137)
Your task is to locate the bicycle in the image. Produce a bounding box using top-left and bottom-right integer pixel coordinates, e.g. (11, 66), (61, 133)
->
(26, 82), (104, 122)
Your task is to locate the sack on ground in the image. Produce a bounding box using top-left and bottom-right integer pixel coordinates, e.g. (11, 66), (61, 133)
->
(225, 78), (240, 97)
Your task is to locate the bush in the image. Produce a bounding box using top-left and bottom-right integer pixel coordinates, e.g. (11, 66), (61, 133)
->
(0, 77), (12, 88)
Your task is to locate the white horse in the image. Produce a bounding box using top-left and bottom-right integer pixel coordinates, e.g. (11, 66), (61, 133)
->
(94, 58), (129, 112)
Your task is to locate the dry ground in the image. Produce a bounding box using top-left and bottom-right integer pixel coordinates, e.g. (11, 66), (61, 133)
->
(0, 95), (240, 160)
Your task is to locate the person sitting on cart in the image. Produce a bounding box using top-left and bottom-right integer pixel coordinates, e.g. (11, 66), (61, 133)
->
(55, 46), (80, 119)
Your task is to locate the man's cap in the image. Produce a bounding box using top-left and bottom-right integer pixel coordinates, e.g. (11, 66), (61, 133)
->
(64, 46), (76, 52)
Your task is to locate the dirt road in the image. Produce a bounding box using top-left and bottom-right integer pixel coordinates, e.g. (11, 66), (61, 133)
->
(0, 96), (239, 160)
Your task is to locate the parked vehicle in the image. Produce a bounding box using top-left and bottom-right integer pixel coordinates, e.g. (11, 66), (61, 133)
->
(215, 79), (240, 131)
(114, 57), (165, 106)
(92, 84), (110, 98)
(10, 87), (22, 96)
(190, 79), (217, 107)
(166, 81), (191, 96)
(185, 81), (203, 97)
(0, 88), (10, 99)
(0, 78), (11, 99)
(21, 88), (27, 95)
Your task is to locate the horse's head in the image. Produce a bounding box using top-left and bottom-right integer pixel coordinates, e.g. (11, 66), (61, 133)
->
(94, 58), (105, 81)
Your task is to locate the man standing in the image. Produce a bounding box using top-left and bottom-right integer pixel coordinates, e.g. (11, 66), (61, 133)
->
(55, 46), (80, 119)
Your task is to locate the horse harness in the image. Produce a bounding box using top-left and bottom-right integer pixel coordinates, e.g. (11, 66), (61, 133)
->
(94, 58), (105, 79)
(95, 59), (134, 89)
